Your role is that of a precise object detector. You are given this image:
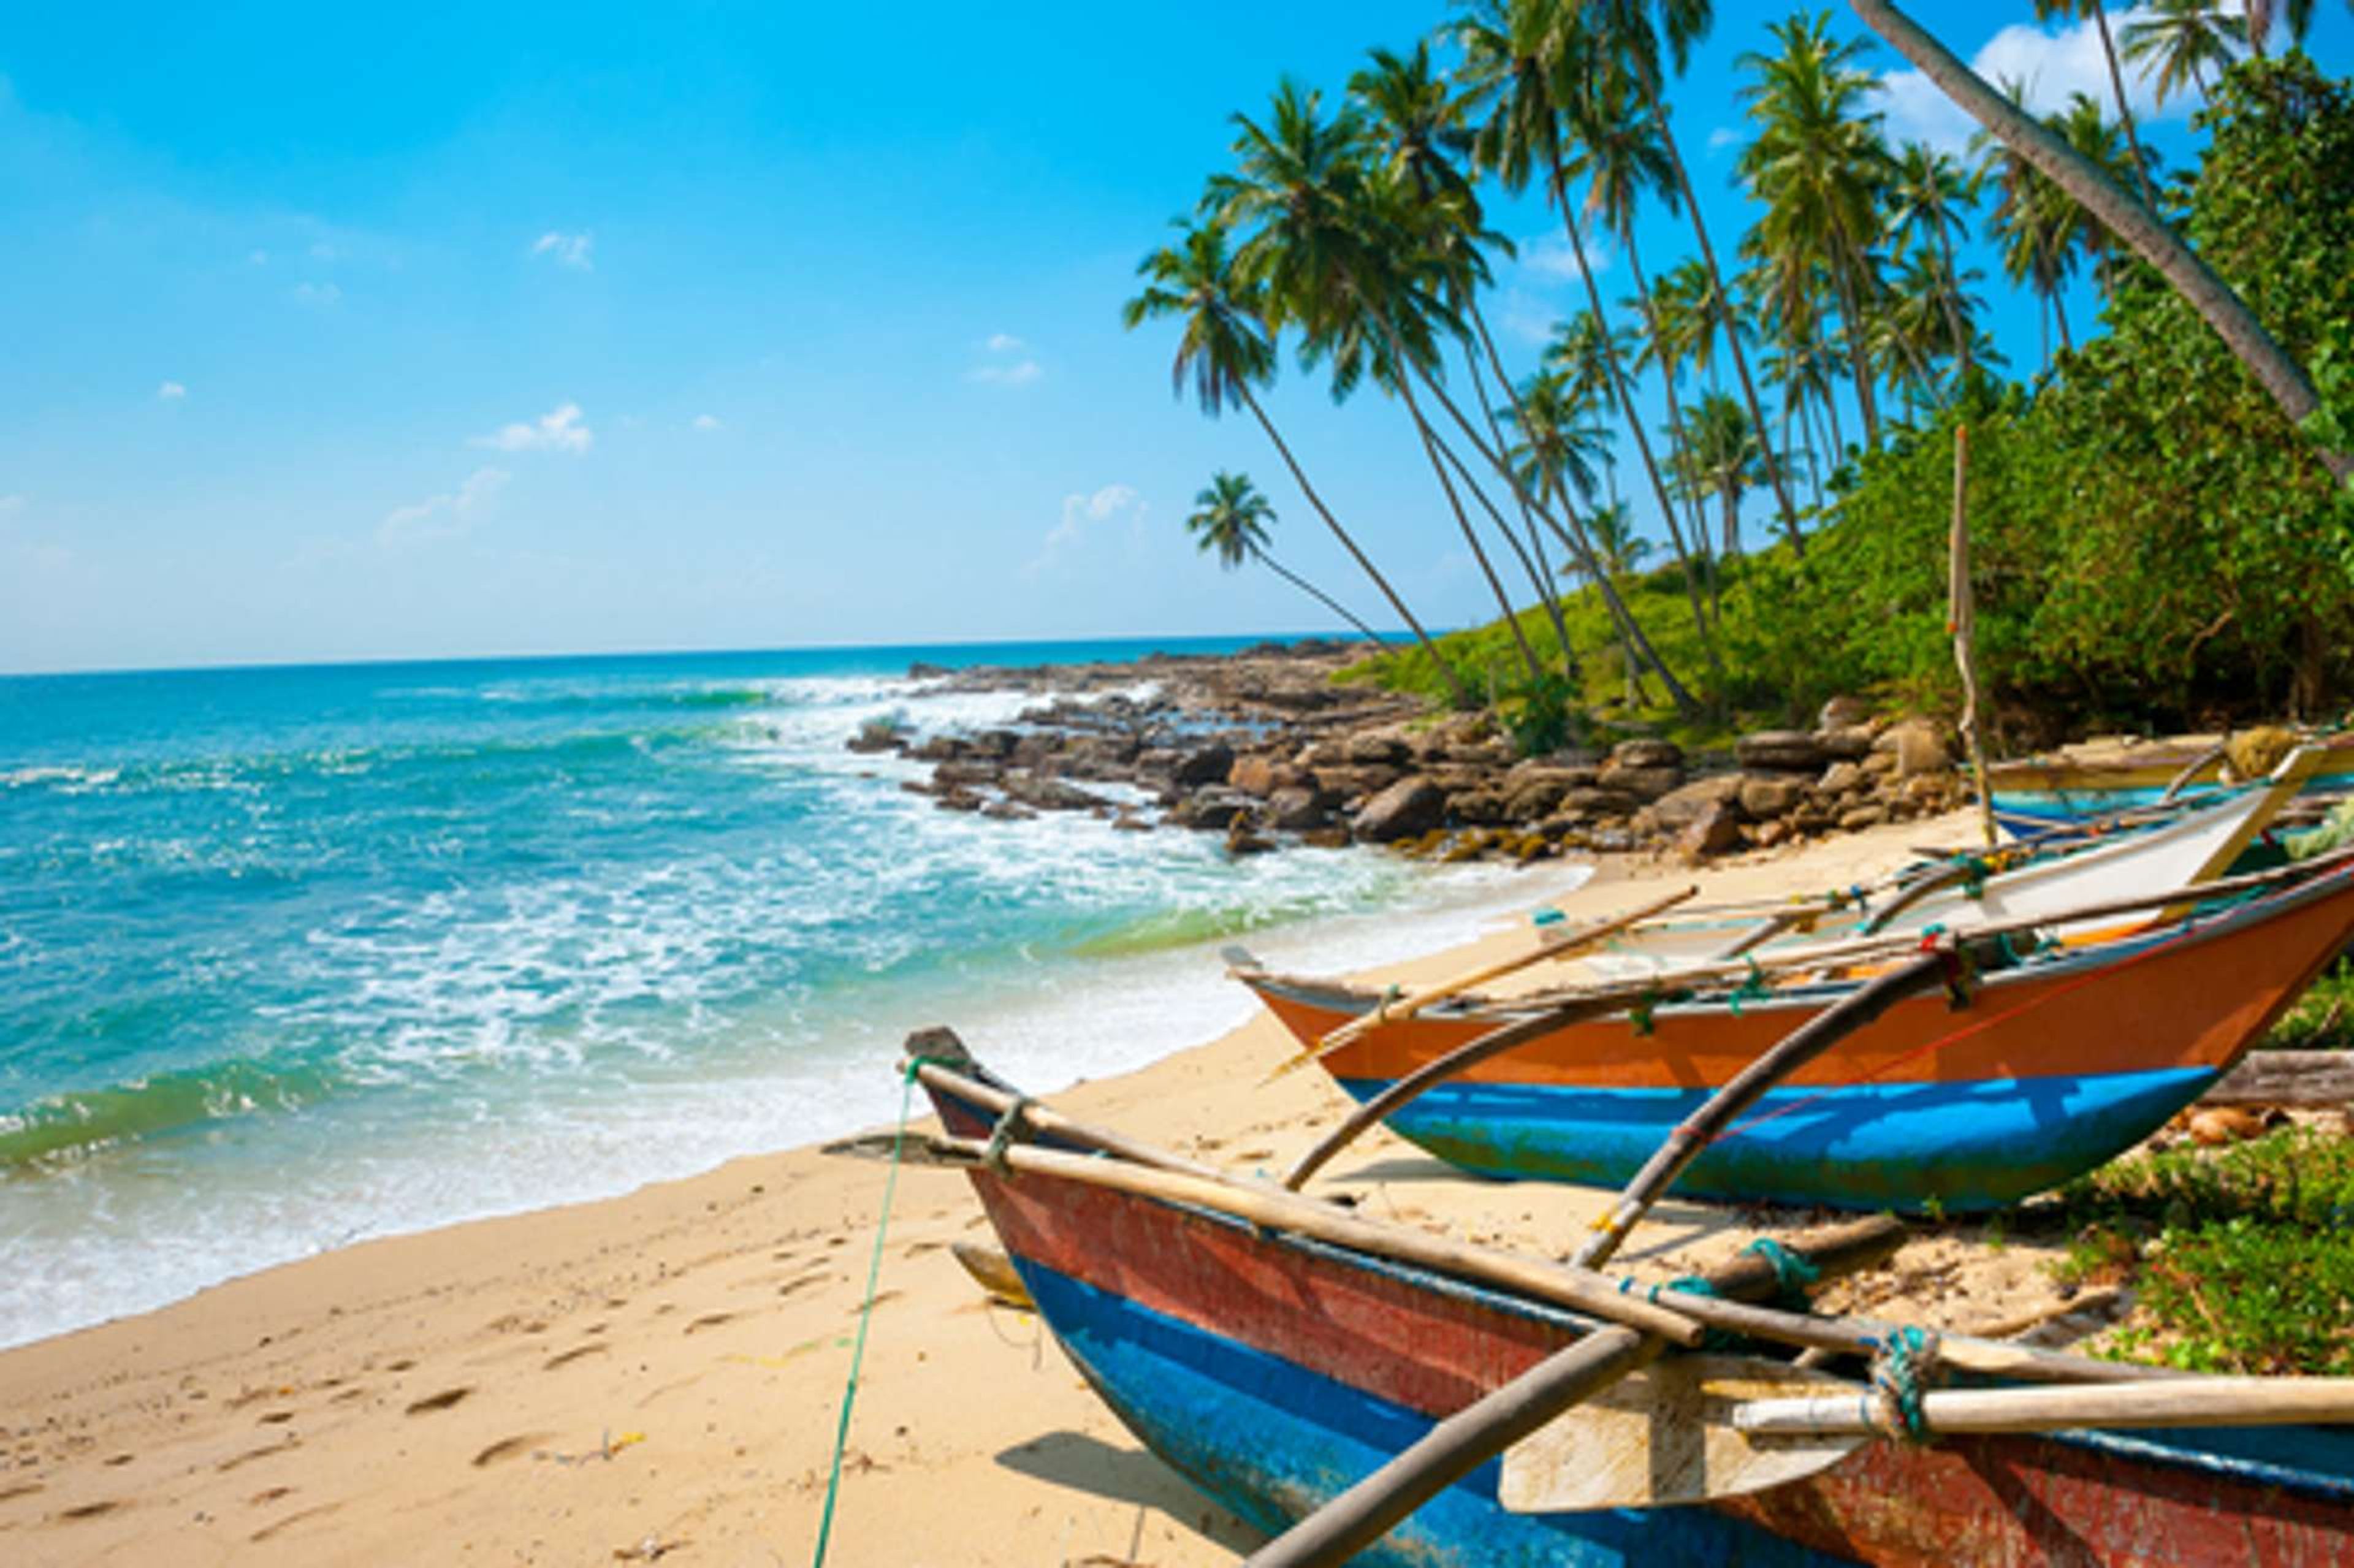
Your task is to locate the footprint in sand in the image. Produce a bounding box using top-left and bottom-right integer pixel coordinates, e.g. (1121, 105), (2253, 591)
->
(382, 1358), (416, 1373)
(247, 1486), (292, 1506)
(217, 1441), (295, 1474)
(543, 1344), (609, 1371)
(683, 1312), (734, 1335)
(471, 1433), (552, 1468)
(0, 1482), (44, 1504)
(56, 1500), (123, 1521)
(403, 1387), (472, 1416)
(249, 1501), (340, 1543)
(256, 1411), (295, 1426)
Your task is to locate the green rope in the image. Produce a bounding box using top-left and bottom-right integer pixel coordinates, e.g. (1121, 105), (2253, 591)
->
(812, 1059), (930, 1566)
(1872, 1325), (1941, 1442)
(1740, 1236), (1821, 1310)
(1955, 854), (1990, 899)
(1726, 957), (1770, 1018)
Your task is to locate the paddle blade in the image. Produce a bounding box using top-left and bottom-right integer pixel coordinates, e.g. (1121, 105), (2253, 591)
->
(1499, 1355), (1862, 1513)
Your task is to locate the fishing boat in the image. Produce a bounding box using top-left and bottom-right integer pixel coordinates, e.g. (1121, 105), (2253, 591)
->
(910, 1053), (2354, 1567)
(1555, 745), (2316, 982)
(1232, 857), (2354, 1211)
(1987, 730), (2354, 834)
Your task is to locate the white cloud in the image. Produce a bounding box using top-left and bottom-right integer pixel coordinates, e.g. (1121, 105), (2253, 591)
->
(691, 413), (722, 431)
(1026, 483), (1146, 575)
(1873, 6), (2206, 155)
(969, 359), (1043, 387)
(157, 381), (186, 401)
(292, 281), (341, 307)
(531, 230), (595, 270)
(379, 466), (510, 549)
(248, 248), (269, 266)
(1707, 124), (1742, 152)
(970, 331), (1043, 387)
(472, 402), (592, 454)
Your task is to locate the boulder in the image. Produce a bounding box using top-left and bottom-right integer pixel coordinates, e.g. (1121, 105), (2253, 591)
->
(1678, 799), (1743, 859)
(1561, 785), (1645, 818)
(1313, 764), (1404, 801)
(1167, 789), (1252, 831)
(1817, 695), (1872, 731)
(1225, 753), (1291, 797)
(1344, 731), (1414, 767)
(1596, 761), (1685, 801)
(910, 734), (971, 763)
(1172, 740), (1237, 788)
(1503, 775), (1572, 823)
(1875, 718), (1956, 778)
(1446, 788), (1514, 826)
(1264, 786), (1335, 832)
(1735, 729), (1825, 773)
(1110, 809), (1153, 832)
(1352, 775), (1448, 843)
(1300, 825), (1354, 850)
(970, 728), (1021, 760)
(1002, 773), (1105, 812)
(1818, 759), (1867, 796)
(1610, 737), (1684, 771)
(1837, 803), (1888, 831)
(935, 787), (985, 813)
(980, 800), (1037, 822)
(845, 719), (906, 755)
(907, 661), (951, 679)
(931, 758), (1002, 790)
(1816, 725), (1877, 762)
(1650, 774), (1746, 829)
(1738, 774), (1808, 820)
(1224, 820), (1278, 857)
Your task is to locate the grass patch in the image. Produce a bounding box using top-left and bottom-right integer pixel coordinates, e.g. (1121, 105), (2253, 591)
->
(2262, 956), (2354, 1051)
(2051, 1127), (2354, 1373)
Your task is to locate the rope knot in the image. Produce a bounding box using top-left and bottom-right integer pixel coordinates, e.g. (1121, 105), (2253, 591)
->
(1867, 1325), (1945, 1442)
(1740, 1235), (1822, 1309)
(981, 1096), (1039, 1175)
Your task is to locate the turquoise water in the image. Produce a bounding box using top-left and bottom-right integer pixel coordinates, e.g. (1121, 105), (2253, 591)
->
(0, 641), (1542, 1347)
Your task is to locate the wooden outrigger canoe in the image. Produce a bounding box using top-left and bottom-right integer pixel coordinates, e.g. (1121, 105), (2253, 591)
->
(1233, 860), (2354, 1211)
(913, 1059), (2354, 1566)
(1564, 750), (2315, 982)
(1988, 732), (2354, 834)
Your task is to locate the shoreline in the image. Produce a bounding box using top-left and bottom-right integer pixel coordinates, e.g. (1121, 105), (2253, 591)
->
(1, 808), (2098, 1567)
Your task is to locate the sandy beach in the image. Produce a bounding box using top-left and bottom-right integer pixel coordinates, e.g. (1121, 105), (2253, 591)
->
(0, 809), (2095, 1566)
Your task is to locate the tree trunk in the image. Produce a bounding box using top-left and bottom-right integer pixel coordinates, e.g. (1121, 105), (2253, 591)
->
(1455, 327), (1580, 683)
(1826, 226), (1884, 447)
(1240, 386), (1474, 707)
(1252, 549), (1389, 651)
(2091, 1), (2164, 214)
(1625, 227), (1719, 575)
(1721, 484), (1741, 558)
(1546, 140), (1725, 701)
(1645, 82), (1807, 555)
(1848, 0), (2353, 484)
(1932, 215), (1973, 381)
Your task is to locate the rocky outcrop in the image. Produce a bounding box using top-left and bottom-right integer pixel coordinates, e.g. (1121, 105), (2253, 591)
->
(1352, 776), (1447, 843)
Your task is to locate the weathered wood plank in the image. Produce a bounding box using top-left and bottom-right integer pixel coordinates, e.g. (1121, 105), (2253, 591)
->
(2202, 1049), (2354, 1107)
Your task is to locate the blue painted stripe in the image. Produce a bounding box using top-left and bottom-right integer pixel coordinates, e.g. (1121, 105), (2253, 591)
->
(1339, 1067), (2219, 1212)
(1014, 1255), (1856, 1567)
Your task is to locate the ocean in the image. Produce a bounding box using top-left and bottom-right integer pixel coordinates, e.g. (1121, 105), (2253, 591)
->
(0, 640), (1564, 1349)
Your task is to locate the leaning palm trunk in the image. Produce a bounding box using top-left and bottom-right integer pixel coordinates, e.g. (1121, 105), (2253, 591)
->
(1643, 82), (1807, 554)
(1251, 548), (1389, 650)
(1460, 301), (1689, 707)
(1932, 216), (1974, 380)
(1850, 0), (2353, 485)
(1544, 142), (1724, 699)
(2091, 1), (2164, 215)
(1379, 318), (1548, 690)
(1416, 344), (1698, 717)
(1827, 227), (1884, 447)
(1625, 227), (1721, 577)
(1238, 384), (1474, 707)
(1455, 333), (1580, 683)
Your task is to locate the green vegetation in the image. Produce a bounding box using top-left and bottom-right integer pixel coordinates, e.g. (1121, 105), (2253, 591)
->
(2053, 1128), (2354, 1374)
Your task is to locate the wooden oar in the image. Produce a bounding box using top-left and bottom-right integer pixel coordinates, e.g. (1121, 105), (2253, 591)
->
(1262, 885), (1698, 1081)
(918, 1132), (1707, 1346)
(1240, 1220), (1905, 1568)
(1734, 1375), (2354, 1437)
(1571, 946), (1962, 1269)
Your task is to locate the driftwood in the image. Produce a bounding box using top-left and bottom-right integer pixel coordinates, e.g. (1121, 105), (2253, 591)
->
(2200, 1049), (2354, 1108)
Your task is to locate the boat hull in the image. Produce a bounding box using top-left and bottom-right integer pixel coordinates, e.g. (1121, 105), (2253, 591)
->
(1246, 866), (2354, 1211)
(928, 1081), (2354, 1566)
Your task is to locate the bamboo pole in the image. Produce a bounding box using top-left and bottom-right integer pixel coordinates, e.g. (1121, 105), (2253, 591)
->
(1240, 1220), (1906, 1568)
(924, 1134), (1707, 1346)
(904, 1028), (1231, 1182)
(1570, 949), (1956, 1269)
(1950, 425), (2000, 849)
(1735, 1376), (2354, 1437)
(1270, 886), (1699, 1079)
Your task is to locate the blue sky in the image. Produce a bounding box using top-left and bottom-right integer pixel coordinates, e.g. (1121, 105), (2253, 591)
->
(2, 2), (2345, 674)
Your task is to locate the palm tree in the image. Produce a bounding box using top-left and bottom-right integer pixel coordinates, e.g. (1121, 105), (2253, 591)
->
(1452, 0), (1715, 712)
(1851, 0), (2349, 484)
(2033, 0), (2163, 211)
(1186, 471), (1387, 647)
(1883, 140), (1979, 380)
(1121, 215), (1473, 706)
(1582, 0), (1807, 552)
(1737, 12), (1895, 450)
(1583, 500), (1652, 576)
(1979, 78), (2082, 367)
(2049, 91), (2159, 299)
(1449, 0), (1703, 716)
(1670, 393), (1769, 558)
(2121, 0), (2249, 107)
(1213, 82), (1550, 692)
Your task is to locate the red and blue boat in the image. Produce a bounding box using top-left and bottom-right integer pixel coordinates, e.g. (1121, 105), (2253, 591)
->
(916, 1055), (2354, 1566)
(1232, 859), (2354, 1212)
